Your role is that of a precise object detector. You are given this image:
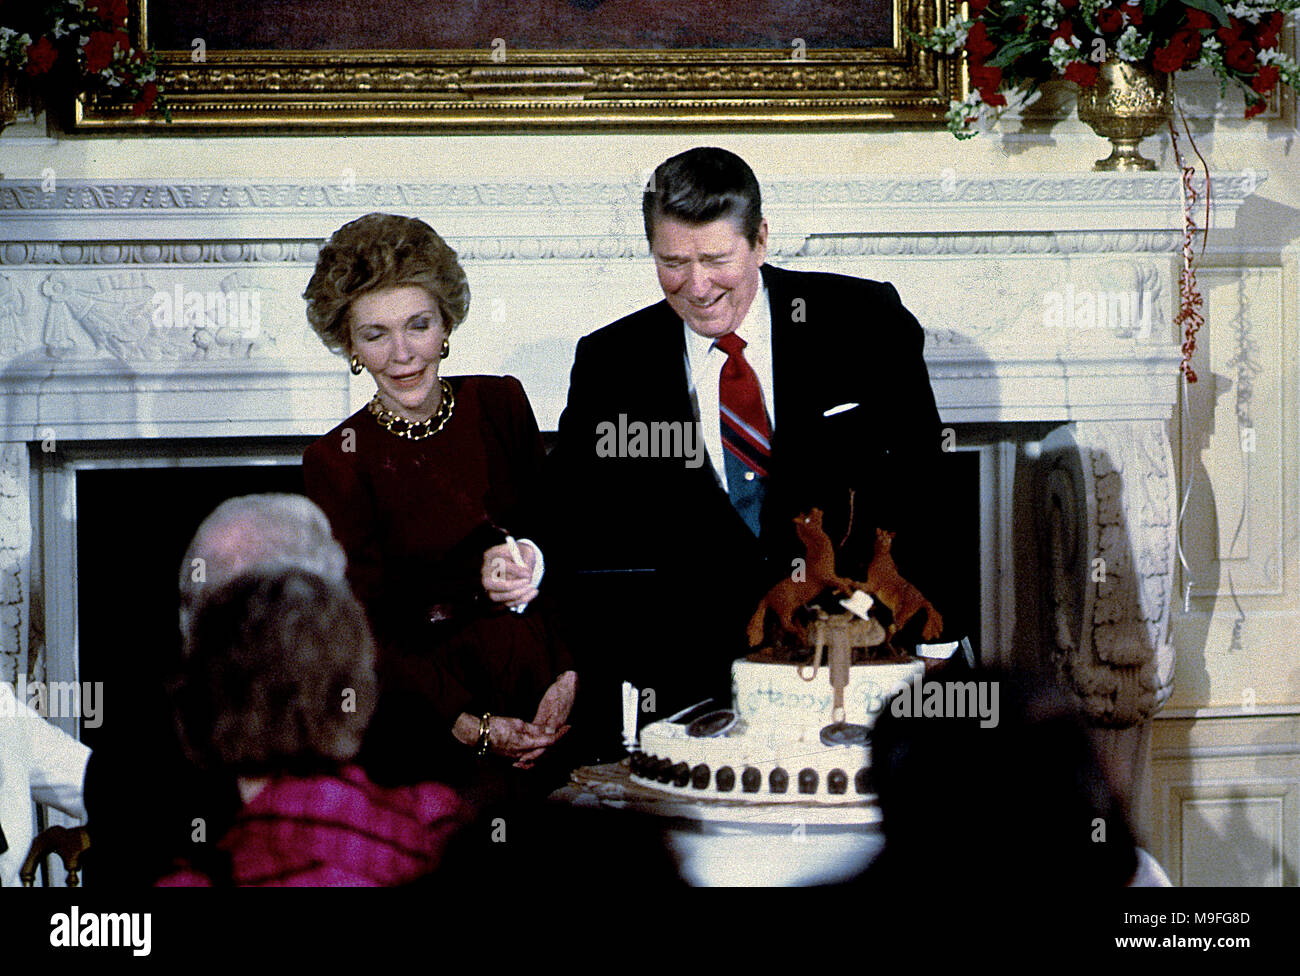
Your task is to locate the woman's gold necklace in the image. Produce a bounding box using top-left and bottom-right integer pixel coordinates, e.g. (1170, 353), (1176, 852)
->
(367, 379), (455, 440)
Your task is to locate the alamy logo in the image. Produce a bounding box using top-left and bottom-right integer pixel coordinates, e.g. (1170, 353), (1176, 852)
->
(595, 415), (705, 469)
(50, 907), (151, 956)
(151, 284), (261, 336)
(890, 679), (1000, 728)
(1, 677), (103, 728)
(1042, 285), (1153, 340)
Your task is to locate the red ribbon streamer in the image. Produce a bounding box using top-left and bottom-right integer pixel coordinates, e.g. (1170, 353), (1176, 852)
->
(1169, 110), (1208, 383)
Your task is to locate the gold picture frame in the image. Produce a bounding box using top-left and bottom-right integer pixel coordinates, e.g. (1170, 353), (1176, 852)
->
(73, 0), (961, 131)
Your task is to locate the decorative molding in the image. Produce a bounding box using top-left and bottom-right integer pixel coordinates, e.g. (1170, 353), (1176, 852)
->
(0, 232), (1192, 267)
(0, 443), (29, 685)
(0, 232), (1191, 267)
(0, 174), (1258, 215)
(0, 242), (321, 267)
(798, 231), (1184, 257)
(1040, 420), (1179, 726)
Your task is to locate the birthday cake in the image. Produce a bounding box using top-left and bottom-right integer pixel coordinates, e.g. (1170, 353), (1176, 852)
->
(629, 641), (922, 803)
(629, 509), (939, 804)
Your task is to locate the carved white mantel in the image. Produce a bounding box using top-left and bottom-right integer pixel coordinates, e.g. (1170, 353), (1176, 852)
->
(0, 173), (1257, 728)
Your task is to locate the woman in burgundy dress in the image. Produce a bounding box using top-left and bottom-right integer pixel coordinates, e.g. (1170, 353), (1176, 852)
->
(301, 213), (576, 786)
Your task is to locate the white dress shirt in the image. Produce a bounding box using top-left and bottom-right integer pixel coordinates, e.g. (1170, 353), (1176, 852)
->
(0, 682), (89, 887)
(683, 283), (775, 493)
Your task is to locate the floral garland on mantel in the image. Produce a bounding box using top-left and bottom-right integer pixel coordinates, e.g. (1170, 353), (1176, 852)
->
(915, 0), (1300, 135)
(0, 0), (167, 119)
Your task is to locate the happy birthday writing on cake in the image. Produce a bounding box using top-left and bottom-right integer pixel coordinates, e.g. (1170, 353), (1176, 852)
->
(740, 683), (895, 716)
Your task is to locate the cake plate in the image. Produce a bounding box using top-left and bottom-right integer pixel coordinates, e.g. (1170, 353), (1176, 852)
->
(551, 760), (884, 885)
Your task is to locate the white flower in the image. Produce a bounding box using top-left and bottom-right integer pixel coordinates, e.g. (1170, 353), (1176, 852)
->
(1225, 2), (1264, 23)
(1049, 35), (1085, 68)
(1116, 25), (1152, 62)
(1258, 47), (1284, 65)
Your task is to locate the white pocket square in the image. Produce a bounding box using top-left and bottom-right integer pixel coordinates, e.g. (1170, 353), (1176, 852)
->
(823, 402), (859, 417)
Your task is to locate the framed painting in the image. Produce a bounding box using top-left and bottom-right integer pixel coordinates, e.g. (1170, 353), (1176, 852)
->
(73, 0), (962, 130)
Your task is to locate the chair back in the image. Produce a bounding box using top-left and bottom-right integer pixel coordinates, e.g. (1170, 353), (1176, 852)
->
(20, 825), (91, 887)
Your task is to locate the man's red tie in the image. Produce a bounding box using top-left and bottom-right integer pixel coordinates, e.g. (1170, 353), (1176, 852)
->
(716, 331), (771, 478)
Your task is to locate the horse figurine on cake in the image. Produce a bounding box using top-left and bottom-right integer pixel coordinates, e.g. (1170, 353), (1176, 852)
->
(745, 508), (853, 647)
(746, 508), (944, 652)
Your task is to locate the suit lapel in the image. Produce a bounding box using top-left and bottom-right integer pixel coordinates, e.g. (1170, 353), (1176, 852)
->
(640, 299), (695, 423)
(762, 263), (803, 469)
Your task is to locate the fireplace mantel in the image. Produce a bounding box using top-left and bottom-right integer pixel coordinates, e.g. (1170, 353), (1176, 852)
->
(0, 173), (1257, 731)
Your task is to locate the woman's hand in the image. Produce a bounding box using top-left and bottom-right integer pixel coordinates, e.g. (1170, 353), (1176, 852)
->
(513, 671), (578, 769)
(452, 711), (568, 765)
(480, 542), (538, 609)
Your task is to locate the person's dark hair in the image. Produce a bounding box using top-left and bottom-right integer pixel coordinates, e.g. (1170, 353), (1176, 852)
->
(172, 568), (378, 777)
(641, 147), (763, 247)
(864, 665), (1139, 888)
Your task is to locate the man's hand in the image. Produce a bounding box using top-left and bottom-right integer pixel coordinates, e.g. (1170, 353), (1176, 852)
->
(480, 542), (538, 608)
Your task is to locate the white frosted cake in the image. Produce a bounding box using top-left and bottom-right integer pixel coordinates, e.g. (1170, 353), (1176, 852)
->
(630, 652), (923, 803)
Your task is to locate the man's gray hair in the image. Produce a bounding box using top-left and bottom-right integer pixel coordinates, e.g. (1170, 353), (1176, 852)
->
(178, 493), (348, 642)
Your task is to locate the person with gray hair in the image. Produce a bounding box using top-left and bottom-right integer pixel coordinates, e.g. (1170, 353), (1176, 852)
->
(177, 492), (348, 641)
(83, 492), (353, 886)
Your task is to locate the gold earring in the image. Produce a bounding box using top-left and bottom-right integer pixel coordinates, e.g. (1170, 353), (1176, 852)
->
(349, 355), (364, 375)
(440, 339), (450, 360)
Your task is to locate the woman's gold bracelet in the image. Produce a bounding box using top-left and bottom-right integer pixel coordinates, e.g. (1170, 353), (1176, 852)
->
(475, 712), (492, 756)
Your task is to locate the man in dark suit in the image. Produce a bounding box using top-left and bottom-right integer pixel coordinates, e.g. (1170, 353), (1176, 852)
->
(546, 147), (958, 736)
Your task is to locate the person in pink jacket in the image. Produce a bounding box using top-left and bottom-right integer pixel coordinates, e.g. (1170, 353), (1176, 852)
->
(158, 568), (465, 886)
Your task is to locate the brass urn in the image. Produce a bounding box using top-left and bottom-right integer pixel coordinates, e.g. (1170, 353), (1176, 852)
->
(1075, 56), (1172, 171)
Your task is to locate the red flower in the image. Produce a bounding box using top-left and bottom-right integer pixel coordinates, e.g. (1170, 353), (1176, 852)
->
(1122, 3), (1143, 26)
(1064, 60), (1100, 87)
(1050, 19), (1077, 43)
(24, 35), (58, 75)
(1096, 6), (1125, 33)
(965, 20), (996, 62)
(86, 0), (129, 28)
(968, 0), (991, 14)
(1245, 98), (1267, 119)
(1185, 9), (1214, 30)
(1216, 16), (1244, 45)
(83, 30), (130, 73)
(1257, 11), (1284, 50)
(131, 81), (158, 118)
(1152, 28), (1202, 72)
(969, 62), (1005, 104)
(1223, 40), (1257, 73)
(1252, 64), (1279, 94)
(1060, 0), (1079, 8)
